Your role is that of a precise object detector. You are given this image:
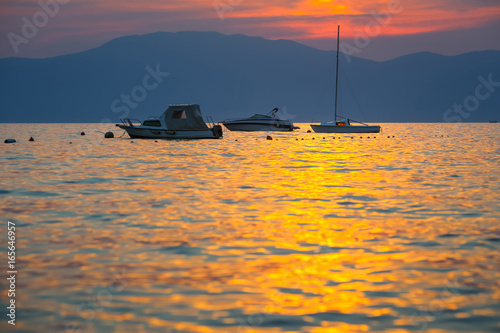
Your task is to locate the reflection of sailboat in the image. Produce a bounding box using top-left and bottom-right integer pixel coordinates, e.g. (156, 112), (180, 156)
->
(311, 25), (381, 134)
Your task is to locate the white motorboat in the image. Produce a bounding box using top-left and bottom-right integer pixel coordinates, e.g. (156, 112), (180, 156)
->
(116, 104), (223, 139)
(221, 108), (297, 131)
(311, 26), (381, 134)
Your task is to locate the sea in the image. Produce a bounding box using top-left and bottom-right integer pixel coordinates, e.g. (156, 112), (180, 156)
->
(0, 123), (499, 333)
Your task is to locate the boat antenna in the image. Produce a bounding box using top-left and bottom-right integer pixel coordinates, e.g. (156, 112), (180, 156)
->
(334, 25), (340, 122)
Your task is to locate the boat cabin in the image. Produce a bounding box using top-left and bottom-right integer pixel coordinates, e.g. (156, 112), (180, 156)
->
(336, 119), (350, 126)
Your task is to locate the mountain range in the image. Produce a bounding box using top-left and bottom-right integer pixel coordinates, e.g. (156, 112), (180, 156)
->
(0, 31), (499, 123)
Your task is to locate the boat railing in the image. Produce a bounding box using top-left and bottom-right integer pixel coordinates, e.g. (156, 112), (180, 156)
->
(337, 115), (372, 126)
(206, 115), (217, 128)
(267, 107), (280, 118)
(120, 118), (142, 127)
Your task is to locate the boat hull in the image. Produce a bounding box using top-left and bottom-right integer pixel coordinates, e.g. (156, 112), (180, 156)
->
(222, 121), (294, 132)
(117, 125), (222, 139)
(311, 124), (381, 133)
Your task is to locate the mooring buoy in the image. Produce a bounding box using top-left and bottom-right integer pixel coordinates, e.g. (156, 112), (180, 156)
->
(4, 139), (16, 143)
(104, 131), (114, 138)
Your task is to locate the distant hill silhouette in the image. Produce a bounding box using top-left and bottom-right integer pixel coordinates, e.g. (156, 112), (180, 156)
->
(0, 31), (499, 123)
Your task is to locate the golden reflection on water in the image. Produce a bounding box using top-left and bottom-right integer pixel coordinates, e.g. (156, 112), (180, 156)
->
(0, 123), (499, 333)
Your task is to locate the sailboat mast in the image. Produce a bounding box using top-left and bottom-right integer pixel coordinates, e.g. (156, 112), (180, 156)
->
(334, 25), (340, 122)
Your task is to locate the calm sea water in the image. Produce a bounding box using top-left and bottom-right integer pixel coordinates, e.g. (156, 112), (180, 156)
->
(0, 123), (499, 333)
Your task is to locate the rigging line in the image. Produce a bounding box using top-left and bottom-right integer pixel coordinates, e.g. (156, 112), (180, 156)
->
(339, 60), (368, 122)
(310, 55), (336, 124)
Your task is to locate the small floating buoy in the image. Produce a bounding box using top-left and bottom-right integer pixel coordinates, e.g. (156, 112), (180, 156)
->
(301, 138), (304, 140)
(29, 137), (34, 141)
(81, 131), (85, 136)
(367, 136), (370, 138)
(312, 137), (315, 140)
(323, 137), (325, 140)
(4, 139), (16, 143)
(307, 130), (311, 133)
(266, 135), (272, 140)
(104, 131), (114, 138)
(69, 142), (72, 144)
(392, 135), (395, 138)
(155, 140), (158, 142)
(235, 139), (238, 141)
(360, 136), (363, 139)
(351, 137), (354, 139)
(296, 138), (298, 140)
(387, 136), (390, 138)
(130, 141), (134, 143)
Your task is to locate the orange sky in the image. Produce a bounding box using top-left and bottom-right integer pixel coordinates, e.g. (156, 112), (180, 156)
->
(1, 0), (499, 59)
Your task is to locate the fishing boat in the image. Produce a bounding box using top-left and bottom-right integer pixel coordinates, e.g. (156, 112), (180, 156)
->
(311, 26), (381, 134)
(221, 108), (297, 131)
(116, 104), (223, 139)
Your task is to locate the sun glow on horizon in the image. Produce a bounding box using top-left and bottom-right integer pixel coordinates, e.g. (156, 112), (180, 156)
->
(0, 0), (499, 58)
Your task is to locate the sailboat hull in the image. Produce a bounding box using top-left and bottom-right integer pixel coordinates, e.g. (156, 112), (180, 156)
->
(311, 124), (381, 133)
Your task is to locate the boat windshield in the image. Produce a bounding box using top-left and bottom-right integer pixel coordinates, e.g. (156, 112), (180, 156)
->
(143, 120), (162, 127)
(249, 114), (271, 119)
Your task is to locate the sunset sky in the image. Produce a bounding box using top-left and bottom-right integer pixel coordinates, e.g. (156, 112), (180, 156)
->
(1, 0), (499, 60)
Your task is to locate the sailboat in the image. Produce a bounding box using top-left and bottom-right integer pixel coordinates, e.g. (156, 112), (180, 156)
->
(311, 26), (381, 134)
